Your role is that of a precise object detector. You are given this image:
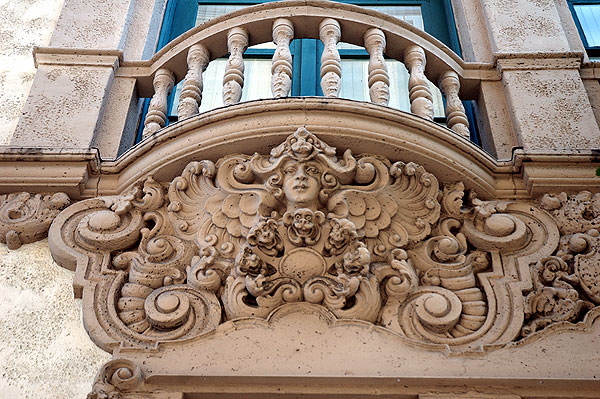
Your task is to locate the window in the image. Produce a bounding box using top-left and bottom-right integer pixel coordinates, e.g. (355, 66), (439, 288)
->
(143, 0), (475, 140)
(568, 0), (600, 58)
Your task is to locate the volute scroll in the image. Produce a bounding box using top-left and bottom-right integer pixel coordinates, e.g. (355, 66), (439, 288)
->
(48, 127), (600, 354)
(0, 192), (70, 250)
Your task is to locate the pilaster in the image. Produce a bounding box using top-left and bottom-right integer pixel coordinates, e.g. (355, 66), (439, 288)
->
(9, 0), (167, 153)
(462, 0), (600, 152)
(499, 57), (600, 151)
(480, 0), (571, 55)
(10, 50), (120, 149)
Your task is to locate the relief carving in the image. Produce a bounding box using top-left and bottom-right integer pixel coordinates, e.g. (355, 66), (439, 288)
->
(0, 192), (70, 249)
(87, 359), (143, 399)
(521, 192), (600, 336)
(49, 128), (600, 353)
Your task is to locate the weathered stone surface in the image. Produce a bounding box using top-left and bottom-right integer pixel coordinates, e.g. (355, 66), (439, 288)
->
(49, 0), (167, 59)
(0, 240), (110, 398)
(47, 128), (600, 397)
(0, 0), (62, 145)
(480, 0), (571, 55)
(10, 63), (117, 148)
(502, 67), (600, 151)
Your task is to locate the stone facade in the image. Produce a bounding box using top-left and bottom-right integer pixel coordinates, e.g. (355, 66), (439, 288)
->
(1, 0), (600, 397)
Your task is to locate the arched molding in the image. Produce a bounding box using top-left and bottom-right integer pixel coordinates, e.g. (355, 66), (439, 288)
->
(99, 98), (508, 199)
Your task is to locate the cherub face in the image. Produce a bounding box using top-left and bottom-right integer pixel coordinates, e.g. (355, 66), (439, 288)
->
(282, 161), (321, 207)
(283, 208), (325, 246)
(247, 219), (282, 254)
(256, 225), (274, 244)
(293, 209), (315, 234)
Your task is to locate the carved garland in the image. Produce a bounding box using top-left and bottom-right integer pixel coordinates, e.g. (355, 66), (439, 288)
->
(48, 128), (600, 354)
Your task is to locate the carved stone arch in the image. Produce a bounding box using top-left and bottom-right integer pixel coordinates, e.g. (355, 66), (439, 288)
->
(98, 98), (513, 199)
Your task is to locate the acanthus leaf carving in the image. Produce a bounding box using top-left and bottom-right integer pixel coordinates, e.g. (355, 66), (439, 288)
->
(49, 128), (600, 353)
(0, 192), (70, 249)
(520, 192), (600, 337)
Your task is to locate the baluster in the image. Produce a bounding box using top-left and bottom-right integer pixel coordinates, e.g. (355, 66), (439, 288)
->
(439, 71), (470, 138)
(178, 44), (210, 119)
(319, 18), (341, 97)
(142, 68), (175, 138)
(223, 27), (248, 106)
(364, 28), (389, 106)
(271, 19), (294, 98)
(404, 45), (433, 120)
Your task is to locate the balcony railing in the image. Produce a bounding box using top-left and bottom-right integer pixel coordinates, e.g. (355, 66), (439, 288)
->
(116, 0), (493, 141)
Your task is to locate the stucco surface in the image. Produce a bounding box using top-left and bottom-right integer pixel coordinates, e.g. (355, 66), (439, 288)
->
(0, 0), (64, 145)
(49, 0), (132, 50)
(503, 68), (600, 150)
(480, 0), (571, 54)
(0, 240), (110, 398)
(11, 64), (115, 148)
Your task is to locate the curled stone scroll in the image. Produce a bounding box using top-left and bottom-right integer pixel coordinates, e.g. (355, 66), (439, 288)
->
(49, 128), (600, 354)
(0, 192), (70, 249)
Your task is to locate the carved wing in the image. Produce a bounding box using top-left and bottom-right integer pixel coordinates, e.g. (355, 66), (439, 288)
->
(167, 158), (271, 255)
(203, 191), (262, 245)
(330, 161), (440, 259)
(167, 160), (219, 241)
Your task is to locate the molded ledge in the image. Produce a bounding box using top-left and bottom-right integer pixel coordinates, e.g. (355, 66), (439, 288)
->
(114, 304), (600, 397)
(96, 98), (600, 199)
(2, 98), (599, 199)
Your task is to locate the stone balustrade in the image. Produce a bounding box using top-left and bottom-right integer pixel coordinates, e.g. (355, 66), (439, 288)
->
(124, 0), (487, 140)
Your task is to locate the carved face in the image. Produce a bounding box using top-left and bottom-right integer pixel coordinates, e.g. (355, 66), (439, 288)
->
(283, 208), (325, 246)
(247, 219), (282, 255)
(257, 227), (274, 245)
(236, 245), (267, 277)
(292, 209), (316, 234)
(329, 218), (357, 246)
(282, 161), (321, 207)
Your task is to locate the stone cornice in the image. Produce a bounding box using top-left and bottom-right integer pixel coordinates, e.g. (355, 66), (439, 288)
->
(33, 47), (123, 69)
(580, 61), (600, 79)
(496, 55), (584, 72)
(0, 147), (99, 198)
(2, 99), (600, 200)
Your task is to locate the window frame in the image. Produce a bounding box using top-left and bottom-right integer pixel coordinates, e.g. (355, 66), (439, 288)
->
(567, 0), (600, 58)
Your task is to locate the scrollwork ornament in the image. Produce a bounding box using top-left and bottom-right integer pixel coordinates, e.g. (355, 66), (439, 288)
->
(540, 191), (600, 235)
(520, 192), (600, 337)
(522, 256), (593, 336)
(0, 192), (70, 249)
(50, 127), (585, 356)
(187, 244), (231, 292)
(87, 359), (143, 399)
